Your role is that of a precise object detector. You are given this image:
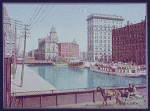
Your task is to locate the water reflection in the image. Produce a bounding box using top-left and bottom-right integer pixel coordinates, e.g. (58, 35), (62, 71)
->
(68, 67), (85, 73)
(28, 65), (146, 90)
(38, 66), (45, 79)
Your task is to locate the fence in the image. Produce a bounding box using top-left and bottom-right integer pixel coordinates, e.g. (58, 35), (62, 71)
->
(10, 85), (146, 108)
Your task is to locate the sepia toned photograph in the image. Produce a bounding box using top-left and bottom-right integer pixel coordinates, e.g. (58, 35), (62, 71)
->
(3, 3), (148, 109)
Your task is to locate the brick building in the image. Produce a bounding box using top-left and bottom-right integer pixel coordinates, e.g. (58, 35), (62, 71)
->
(28, 49), (38, 60)
(112, 19), (146, 65)
(3, 6), (16, 58)
(58, 39), (79, 61)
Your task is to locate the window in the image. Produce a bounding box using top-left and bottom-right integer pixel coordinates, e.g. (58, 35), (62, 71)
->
(132, 70), (135, 73)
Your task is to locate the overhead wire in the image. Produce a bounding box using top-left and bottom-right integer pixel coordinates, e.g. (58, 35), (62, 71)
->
(30, 4), (55, 33)
(40, 5), (72, 32)
(29, 5), (49, 30)
(32, 5), (64, 34)
(27, 5), (39, 26)
(29, 4), (44, 27)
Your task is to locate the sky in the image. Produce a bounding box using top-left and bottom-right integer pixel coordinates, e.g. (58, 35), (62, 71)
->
(3, 3), (146, 53)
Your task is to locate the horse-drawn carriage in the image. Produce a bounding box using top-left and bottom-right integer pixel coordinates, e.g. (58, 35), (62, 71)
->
(95, 86), (146, 107)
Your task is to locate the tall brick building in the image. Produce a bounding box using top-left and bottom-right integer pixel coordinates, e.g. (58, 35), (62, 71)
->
(112, 19), (146, 65)
(58, 39), (79, 61)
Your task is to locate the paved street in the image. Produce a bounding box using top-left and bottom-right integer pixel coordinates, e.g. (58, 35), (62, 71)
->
(48, 99), (147, 109)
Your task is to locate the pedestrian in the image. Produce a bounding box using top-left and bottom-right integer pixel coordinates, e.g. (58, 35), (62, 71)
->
(128, 84), (133, 93)
(129, 85), (136, 96)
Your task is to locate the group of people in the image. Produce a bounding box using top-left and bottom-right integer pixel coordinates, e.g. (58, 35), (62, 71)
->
(124, 84), (136, 98)
(128, 84), (136, 96)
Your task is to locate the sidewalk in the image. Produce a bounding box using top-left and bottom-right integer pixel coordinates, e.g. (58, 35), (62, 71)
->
(11, 64), (57, 95)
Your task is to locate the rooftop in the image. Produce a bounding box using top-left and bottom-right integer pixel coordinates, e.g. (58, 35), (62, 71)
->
(50, 26), (57, 33)
(87, 13), (124, 21)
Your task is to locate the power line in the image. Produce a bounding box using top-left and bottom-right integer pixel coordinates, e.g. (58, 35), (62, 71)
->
(30, 4), (55, 33)
(10, 21), (24, 26)
(29, 5), (44, 27)
(31, 5), (62, 34)
(4, 18), (23, 23)
(29, 5), (49, 30)
(27, 5), (39, 26)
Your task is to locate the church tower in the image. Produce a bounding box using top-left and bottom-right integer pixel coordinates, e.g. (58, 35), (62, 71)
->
(49, 26), (58, 42)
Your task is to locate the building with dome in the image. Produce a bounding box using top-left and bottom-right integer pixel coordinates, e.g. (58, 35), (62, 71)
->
(38, 26), (59, 60)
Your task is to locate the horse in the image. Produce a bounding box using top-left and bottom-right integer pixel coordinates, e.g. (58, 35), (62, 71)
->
(95, 86), (120, 106)
(118, 90), (129, 98)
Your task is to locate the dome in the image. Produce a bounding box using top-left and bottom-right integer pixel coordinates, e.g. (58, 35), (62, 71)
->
(72, 39), (77, 43)
(50, 26), (56, 33)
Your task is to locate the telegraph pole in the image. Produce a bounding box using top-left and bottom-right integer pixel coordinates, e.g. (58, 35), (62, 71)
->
(20, 24), (29, 87)
(13, 20), (17, 73)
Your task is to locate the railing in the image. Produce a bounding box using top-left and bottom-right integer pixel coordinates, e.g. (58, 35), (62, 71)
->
(10, 85), (146, 108)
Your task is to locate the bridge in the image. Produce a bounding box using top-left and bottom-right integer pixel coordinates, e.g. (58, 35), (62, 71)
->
(17, 60), (54, 65)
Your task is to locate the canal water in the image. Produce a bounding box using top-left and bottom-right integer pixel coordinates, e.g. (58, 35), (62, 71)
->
(28, 64), (146, 90)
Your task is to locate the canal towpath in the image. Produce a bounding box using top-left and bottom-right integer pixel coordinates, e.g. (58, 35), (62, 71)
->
(11, 64), (57, 95)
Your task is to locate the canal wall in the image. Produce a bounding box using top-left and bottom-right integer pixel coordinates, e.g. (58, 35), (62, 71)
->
(11, 64), (57, 93)
(10, 86), (146, 108)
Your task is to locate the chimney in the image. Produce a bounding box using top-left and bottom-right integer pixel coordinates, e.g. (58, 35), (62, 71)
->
(127, 21), (129, 25)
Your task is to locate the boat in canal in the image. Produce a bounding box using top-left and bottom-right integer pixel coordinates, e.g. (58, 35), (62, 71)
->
(68, 61), (85, 68)
(90, 62), (146, 77)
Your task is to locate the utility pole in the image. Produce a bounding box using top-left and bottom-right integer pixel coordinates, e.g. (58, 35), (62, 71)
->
(13, 20), (17, 73)
(20, 24), (30, 87)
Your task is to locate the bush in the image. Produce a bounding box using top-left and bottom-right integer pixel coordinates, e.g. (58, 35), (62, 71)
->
(11, 66), (15, 74)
